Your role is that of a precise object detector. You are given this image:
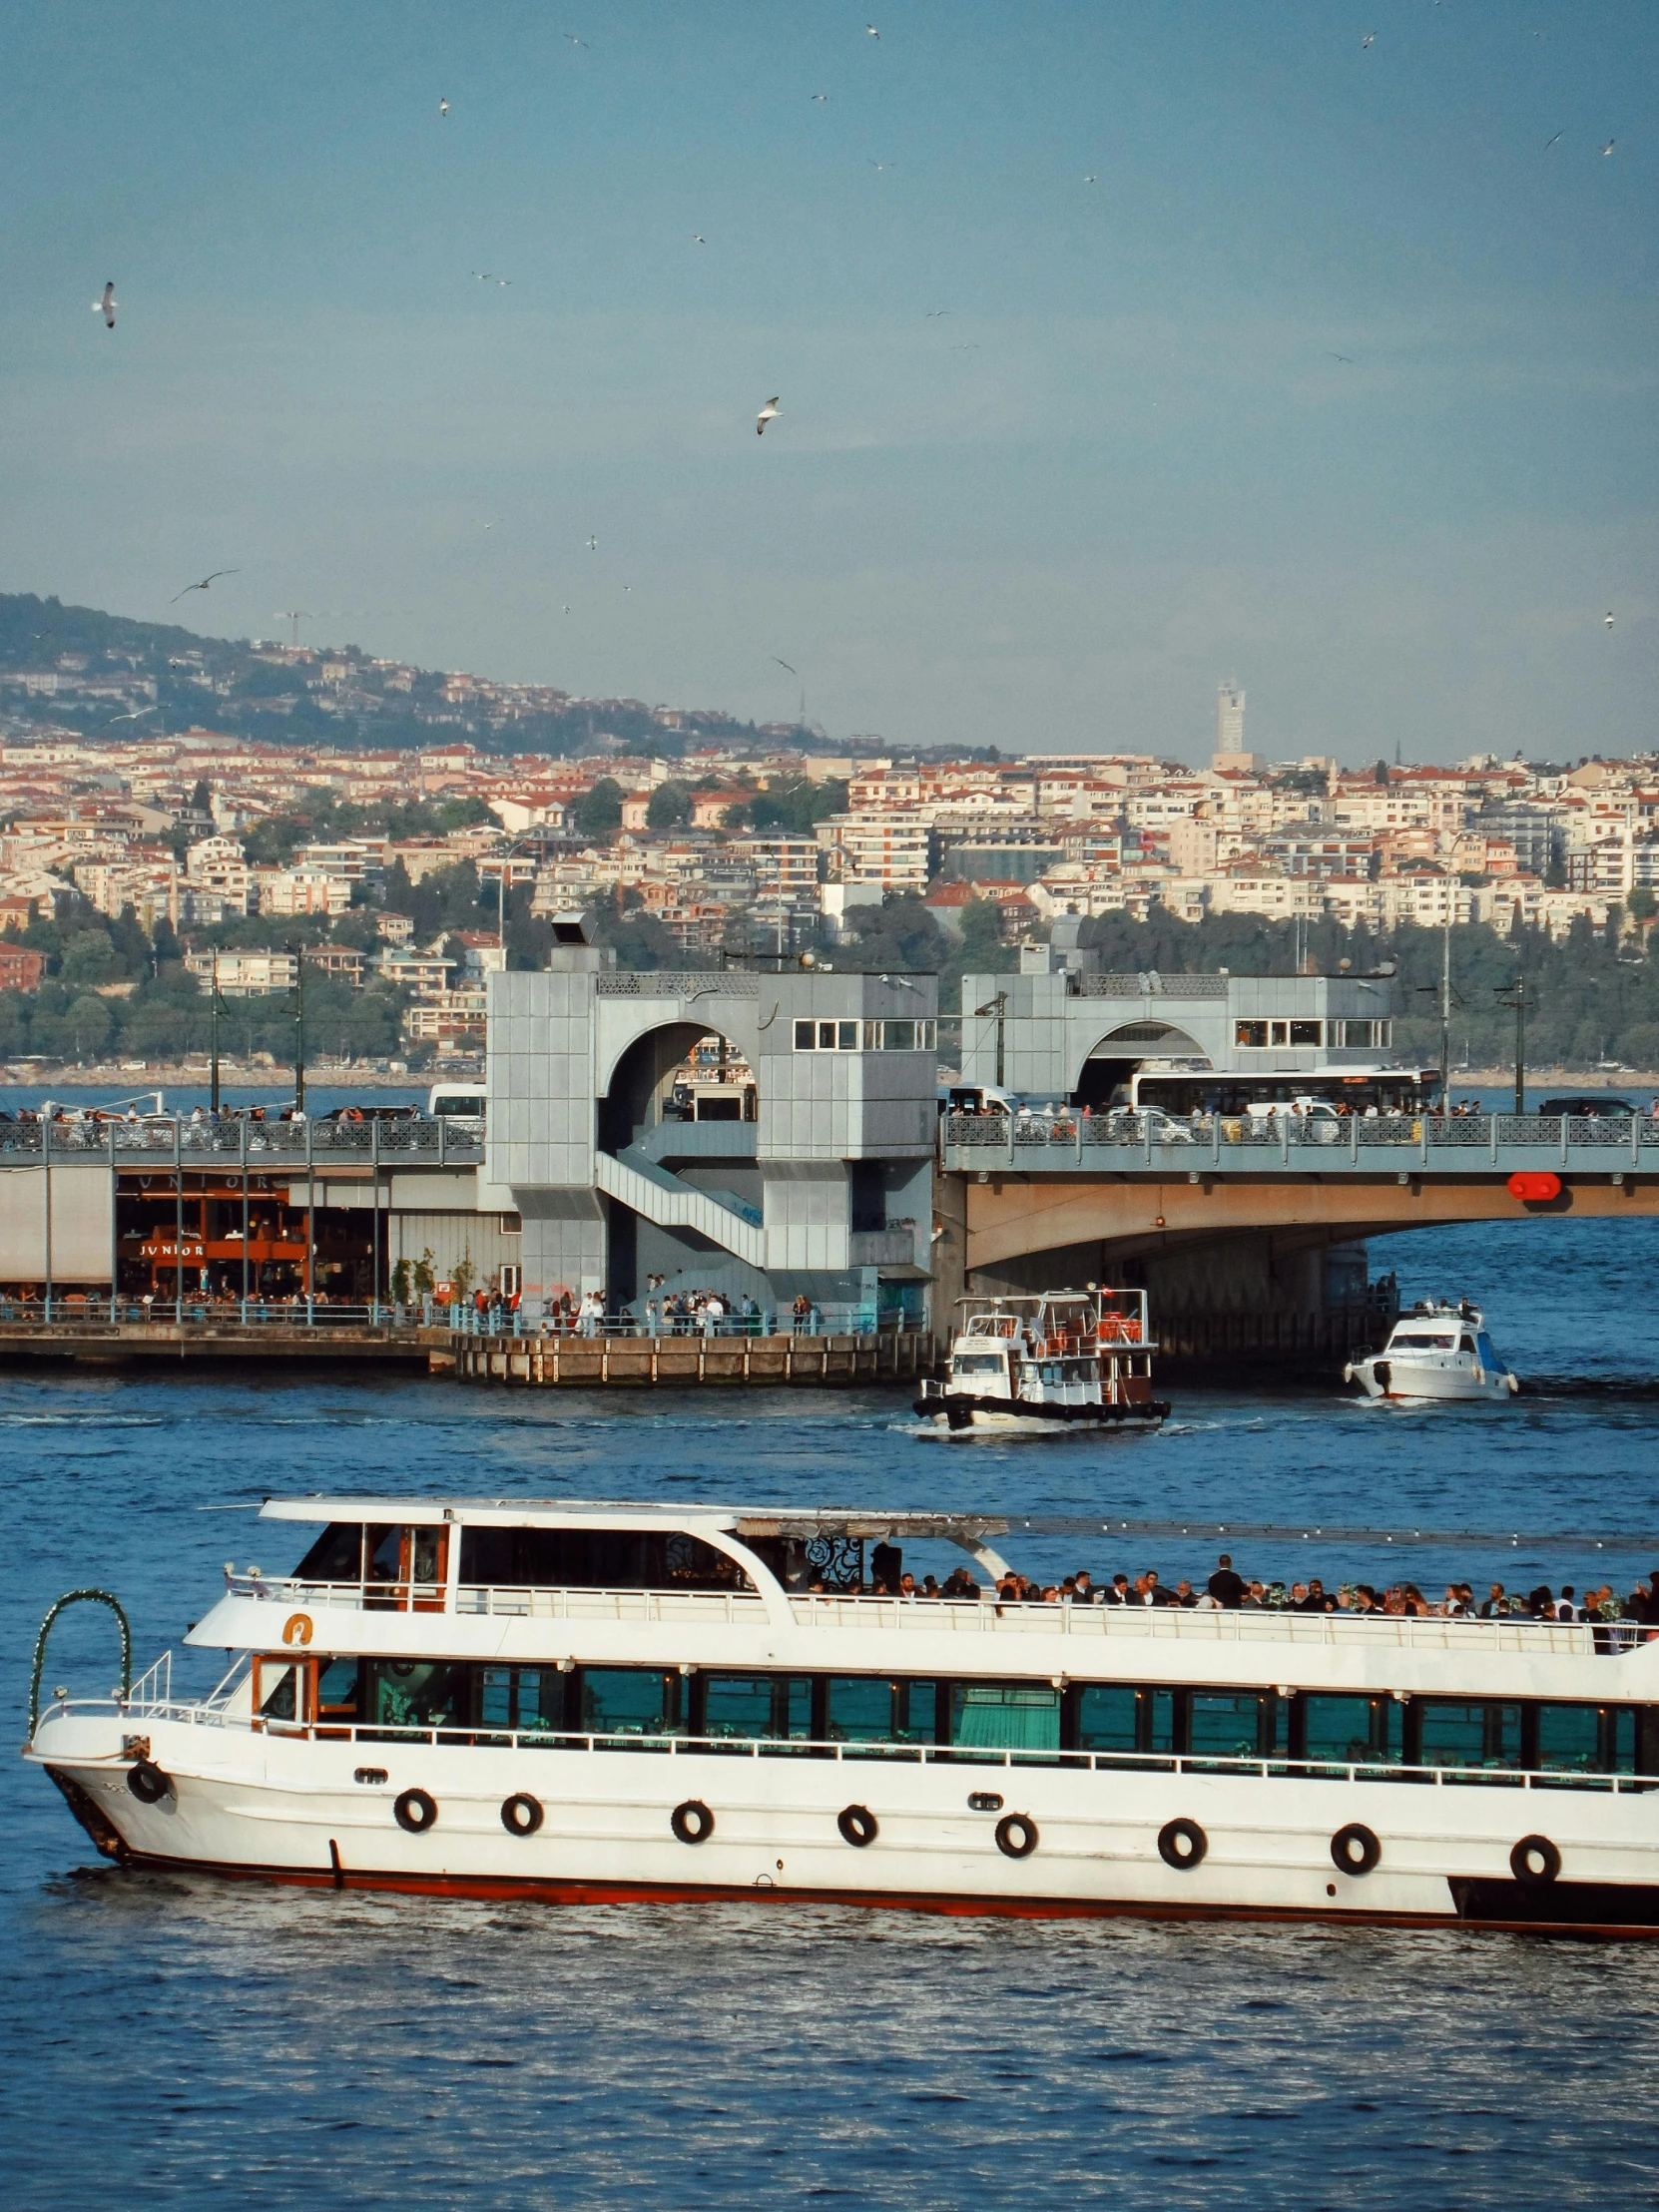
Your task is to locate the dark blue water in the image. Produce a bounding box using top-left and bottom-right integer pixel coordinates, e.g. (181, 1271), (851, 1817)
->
(5, 1216), (1659, 2208)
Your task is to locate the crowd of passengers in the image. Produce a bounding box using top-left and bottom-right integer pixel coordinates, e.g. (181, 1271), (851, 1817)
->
(817, 1550), (1659, 1634)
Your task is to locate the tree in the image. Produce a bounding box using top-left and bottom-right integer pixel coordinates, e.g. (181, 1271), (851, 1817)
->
(584, 892), (676, 970)
(646, 781), (692, 831)
(571, 777), (625, 840)
(59, 929), (120, 987)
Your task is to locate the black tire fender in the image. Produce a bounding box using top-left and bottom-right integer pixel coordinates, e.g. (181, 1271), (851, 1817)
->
(1510, 1833), (1561, 1886)
(671, 1798), (714, 1845)
(994, 1813), (1038, 1860)
(501, 1792), (543, 1837)
(1158, 1817), (1207, 1870)
(837, 1803), (878, 1848)
(1331, 1822), (1382, 1876)
(393, 1788), (437, 1835)
(126, 1758), (171, 1805)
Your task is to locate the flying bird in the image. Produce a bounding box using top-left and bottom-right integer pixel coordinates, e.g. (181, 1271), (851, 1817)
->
(93, 281), (117, 328)
(100, 706), (158, 726)
(812, 92), (829, 102)
(1328, 352), (1357, 364)
(949, 342), (980, 351)
(1544, 131), (1563, 149)
(866, 23), (879, 37)
(564, 31), (588, 46)
(169, 570), (240, 603)
(586, 535), (598, 550)
(925, 309), (950, 318)
(1605, 611), (1616, 629)
(497, 277), (511, 286)
(439, 97), (449, 117)
(1602, 138), (1616, 156)
(757, 396), (782, 435)
(693, 234), (706, 245)
(773, 658), (798, 676)
(1362, 31), (1375, 48)
(1084, 174), (1097, 184)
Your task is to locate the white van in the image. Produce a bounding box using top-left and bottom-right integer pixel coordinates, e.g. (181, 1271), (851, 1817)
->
(427, 1082), (486, 1126)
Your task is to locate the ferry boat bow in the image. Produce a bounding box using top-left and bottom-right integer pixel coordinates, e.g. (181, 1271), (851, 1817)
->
(25, 1497), (1659, 1936)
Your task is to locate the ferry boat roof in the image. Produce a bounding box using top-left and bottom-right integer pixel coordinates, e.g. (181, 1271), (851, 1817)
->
(259, 1496), (1012, 1544)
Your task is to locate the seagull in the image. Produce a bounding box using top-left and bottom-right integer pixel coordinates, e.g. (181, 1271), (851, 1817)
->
(100, 706), (158, 726)
(1084, 174), (1097, 184)
(773, 658), (798, 676)
(925, 309), (950, 318)
(1362, 31), (1375, 48)
(866, 23), (879, 37)
(949, 342), (980, 351)
(471, 271), (492, 280)
(1602, 138), (1616, 156)
(586, 535), (598, 550)
(1328, 352), (1357, 364)
(93, 281), (117, 328)
(170, 570), (240, 603)
(693, 234), (706, 245)
(497, 277), (511, 286)
(562, 605), (571, 615)
(1544, 131), (1563, 149)
(439, 97), (449, 117)
(867, 159), (890, 171)
(1605, 611), (1616, 629)
(563, 31), (588, 47)
(812, 92), (829, 103)
(757, 396), (782, 435)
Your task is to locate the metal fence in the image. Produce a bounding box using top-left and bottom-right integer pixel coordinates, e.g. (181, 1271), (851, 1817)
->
(941, 1109), (1659, 1167)
(0, 1115), (483, 1165)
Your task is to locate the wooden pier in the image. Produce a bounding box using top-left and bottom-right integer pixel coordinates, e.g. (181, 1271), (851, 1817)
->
(443, 1330), (933, 1387)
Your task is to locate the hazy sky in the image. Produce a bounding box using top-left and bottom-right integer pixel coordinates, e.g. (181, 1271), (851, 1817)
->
(2, 1), (1655, 763)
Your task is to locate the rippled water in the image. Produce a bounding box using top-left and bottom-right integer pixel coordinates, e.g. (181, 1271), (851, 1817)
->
(5, 1216), (1659, 2207)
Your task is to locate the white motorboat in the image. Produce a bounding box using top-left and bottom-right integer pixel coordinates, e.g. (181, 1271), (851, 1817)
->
(1344, 1300), (1519, 1402)
(913, 1290), (1170, 1434)
(25, 1496), (1659, 1934)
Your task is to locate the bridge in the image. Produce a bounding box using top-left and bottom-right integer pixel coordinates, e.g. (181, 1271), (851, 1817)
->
(933, 1110), (1659, 1366)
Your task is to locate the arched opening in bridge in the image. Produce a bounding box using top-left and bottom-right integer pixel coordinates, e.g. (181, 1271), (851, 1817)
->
(1073, 1022), (1210, 1112)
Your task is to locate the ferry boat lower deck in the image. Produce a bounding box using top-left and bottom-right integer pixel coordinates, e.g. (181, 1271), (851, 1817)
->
(26, 1500), (1659, 1936)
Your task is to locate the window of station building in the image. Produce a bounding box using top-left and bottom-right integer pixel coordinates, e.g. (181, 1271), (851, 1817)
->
(362, 1657), (469, 1738)
(1299, 1693), (1403, 1769)
(1073, 1683), (1176, 1760)
(950, 1681), (1060, 1754)
(862, 1019), (937, 1052)
(1235, 1021), (1269, 1048)
(1269, 1021), (1290, 1046)
(1533, 1703), (1638, 1777)
(828, 1676), (939, 1749)
(1189, 1690), (1285, 1765)
(458, 1525), (750, 1593)
(1415, 1699), (1523, 1773)
(1290, 1020), (1322, 1046)
(1336, 1019), (1382, 1048)
(698, 1673), (813, 1744)
(793, 1019), (861, 1051)
(581, 1667), (685, 1743)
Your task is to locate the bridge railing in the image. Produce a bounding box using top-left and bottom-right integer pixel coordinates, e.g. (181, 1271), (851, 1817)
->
(940, 1109), (1659, 1170)
(0, 1116), (483, 1166)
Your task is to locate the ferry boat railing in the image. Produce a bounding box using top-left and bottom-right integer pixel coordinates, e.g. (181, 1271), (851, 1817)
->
(221, 1572), (771, 1625)
(51, 1697), (1653, 1795)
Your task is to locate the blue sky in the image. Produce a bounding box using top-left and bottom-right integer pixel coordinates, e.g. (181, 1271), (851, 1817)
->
(2, 0), (1655, 762)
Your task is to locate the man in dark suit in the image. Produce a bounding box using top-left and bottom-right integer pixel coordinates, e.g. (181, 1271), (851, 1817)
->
(1208, 1553), (1247, 1608)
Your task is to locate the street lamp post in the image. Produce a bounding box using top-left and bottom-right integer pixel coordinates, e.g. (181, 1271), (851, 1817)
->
(974, 990), (1008, 1090)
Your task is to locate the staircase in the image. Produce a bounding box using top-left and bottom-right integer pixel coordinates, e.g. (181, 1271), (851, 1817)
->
(596, 1146), (765, 1267)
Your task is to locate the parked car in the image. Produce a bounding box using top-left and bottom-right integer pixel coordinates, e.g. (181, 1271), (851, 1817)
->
(1539, 1093), (1637, 1118)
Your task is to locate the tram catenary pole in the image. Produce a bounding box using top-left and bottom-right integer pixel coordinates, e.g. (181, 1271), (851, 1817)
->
(1494, 973), (1527, 1115)
(291, 946), (306, 1117)
(209, 949), (222, 1116)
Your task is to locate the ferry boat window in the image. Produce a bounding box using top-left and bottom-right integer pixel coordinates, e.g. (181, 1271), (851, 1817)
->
(1390, 1334), (1457, 1352)
(1189, 1691), (1282, 1764)
(582, 1668), (684, 1741)
(260, 1662), (298, 1721)
(293, 1522), (364, 1581)
(479, 1665), (566, 1737)
(698, 1673), (812, 1743)
(364, 1524), (446, 1598)
(951, 1353), (1006, 1379)
(1300, 1694), (1402, 1768)
(458, 1526), (751, 1592)
(1073, 1684), (1176, 1758)
(950, 1682), (1060, 1754)
(316, 1656), (359, 1725)
(1534, 1703), (1637, 1775)
(363, 1658), (468, 1738)
(1290, 1020), (1322, 1046)
(1416, 1699), (1523, 1772)
(828, 1676), (939, 1747)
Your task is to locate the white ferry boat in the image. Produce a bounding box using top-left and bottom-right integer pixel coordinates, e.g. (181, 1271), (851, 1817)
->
(913, 1291), (1170, 1434)
(1345, 1301), (1519, 1403)
(25, 1498), (1659, 1935)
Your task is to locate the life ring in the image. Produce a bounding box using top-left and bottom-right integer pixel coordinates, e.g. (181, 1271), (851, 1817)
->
(127, 1758), (171, 1804)
(994, 1813), (1038, 1860)
(1331, 1822), (1382, 1876)
(1510, 1834), (1561, 1886)
(671, 1798), (715, 1845)
(281, 1613), (312, 1647)
(394, 1788), (437, 1834)
(501, 1793), (544, 1837)
(1157, 1817), (1207, 1870)
(837, 1803), (878, 1848)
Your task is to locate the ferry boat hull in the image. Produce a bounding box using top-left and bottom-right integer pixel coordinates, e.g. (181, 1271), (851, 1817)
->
(31, 1714), (1659, 1936)
(911, 1390), (1169, 1434)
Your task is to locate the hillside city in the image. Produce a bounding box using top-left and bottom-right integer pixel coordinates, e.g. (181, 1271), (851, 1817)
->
(3, 597), (1658, 1079)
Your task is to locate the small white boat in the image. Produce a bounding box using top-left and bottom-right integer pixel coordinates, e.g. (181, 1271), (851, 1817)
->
(1344, 1300), (1518, 1402)
(913, 1290), (1170, 1434)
